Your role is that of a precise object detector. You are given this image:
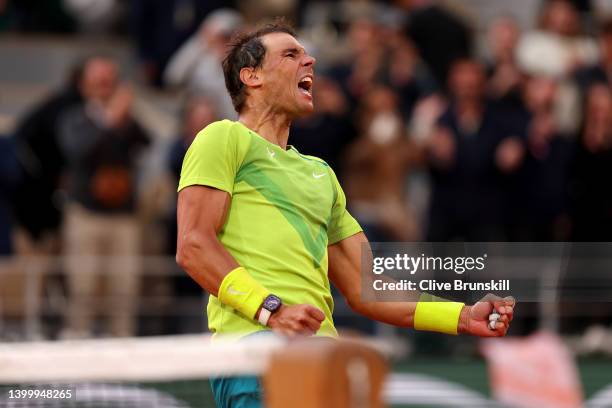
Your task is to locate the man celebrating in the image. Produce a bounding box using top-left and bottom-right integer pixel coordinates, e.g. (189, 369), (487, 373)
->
(176, 20), (515, 408)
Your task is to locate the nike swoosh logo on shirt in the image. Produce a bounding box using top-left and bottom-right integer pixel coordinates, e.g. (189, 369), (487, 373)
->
(312, 172), (326, 179)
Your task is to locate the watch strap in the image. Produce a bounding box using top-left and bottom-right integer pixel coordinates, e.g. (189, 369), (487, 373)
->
(258, 308), (272, 326)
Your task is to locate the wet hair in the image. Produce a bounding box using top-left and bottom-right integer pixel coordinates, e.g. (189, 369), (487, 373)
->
(222, 18), (297, 113)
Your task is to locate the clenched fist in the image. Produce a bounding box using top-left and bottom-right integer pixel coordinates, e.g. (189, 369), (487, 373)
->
(266, 304), (325, 337)
(459, 294), (516, 337)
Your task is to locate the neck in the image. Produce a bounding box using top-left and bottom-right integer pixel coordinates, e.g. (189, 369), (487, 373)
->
(239, 105), (293, 150)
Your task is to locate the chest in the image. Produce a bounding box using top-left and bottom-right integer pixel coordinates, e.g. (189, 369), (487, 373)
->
(234, 146), (336, 225)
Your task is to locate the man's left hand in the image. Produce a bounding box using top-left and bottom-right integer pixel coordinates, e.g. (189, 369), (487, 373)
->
(458, 294), (515, 337)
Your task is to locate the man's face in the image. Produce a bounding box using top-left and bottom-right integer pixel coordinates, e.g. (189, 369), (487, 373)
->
(257, 32), (316, 117)
(524, 76), (556, 110)
(448, 61), (485, 101)
(489, 18), (519, 58)
(545, 0), (578, 36)
(81, 58), (118, 104)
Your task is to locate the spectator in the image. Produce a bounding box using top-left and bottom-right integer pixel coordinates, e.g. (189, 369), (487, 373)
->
(11, 60), (84, 251)
(397, 0), (473, 88)
(290, 76), (355, 177)
(486, 15), (524, 109)
(327, 18), (386, 111)
(506, 76), (575, 241)
(327, 17), (437, 120)
(166, 94), (218, 243)
(426, 59), (518, 241)
(384, 29), (438, 119)
(0, 136), (22, 255)
(343, 85), (421, 242)
(516, 0), (588, 135)
(164, 8), (244, 120)
(62, 0), (120, 33)
(517, 0), (598, 78)
(570, 84), (612, 241)
(58, 56), (150, 338)
(131, 0), (232, 87)
(574, 18), (612, 92)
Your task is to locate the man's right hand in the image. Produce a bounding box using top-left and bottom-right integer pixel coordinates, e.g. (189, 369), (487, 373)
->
(267, 304), (325, 337)
(458, 294), (515, 337)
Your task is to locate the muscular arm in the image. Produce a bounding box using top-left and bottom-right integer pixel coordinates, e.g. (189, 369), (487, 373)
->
(328, 232), (420, 328)
(328, 233), (514, 336)
(175, 185), (239, 296)
(176, 184), (325, 334)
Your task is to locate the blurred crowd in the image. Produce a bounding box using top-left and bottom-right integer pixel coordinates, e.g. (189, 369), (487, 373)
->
(2, 0), (612, 338)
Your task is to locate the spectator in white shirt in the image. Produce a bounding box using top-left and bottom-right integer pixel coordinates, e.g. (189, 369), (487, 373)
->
(164, 8), (244, 120)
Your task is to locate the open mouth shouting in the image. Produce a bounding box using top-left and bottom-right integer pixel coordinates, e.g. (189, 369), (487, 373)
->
(297, 74), (313, 99)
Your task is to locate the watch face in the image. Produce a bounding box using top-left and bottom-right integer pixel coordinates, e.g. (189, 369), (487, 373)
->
(264, 295), (282, 312)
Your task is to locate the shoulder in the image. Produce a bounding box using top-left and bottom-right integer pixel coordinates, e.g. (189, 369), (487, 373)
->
(184, 120), (252, 170)
(196, 119), (236, 137)
(191, 120), (250, 147)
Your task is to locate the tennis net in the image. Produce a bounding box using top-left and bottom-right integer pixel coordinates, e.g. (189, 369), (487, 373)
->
(0, 334), (399, 408)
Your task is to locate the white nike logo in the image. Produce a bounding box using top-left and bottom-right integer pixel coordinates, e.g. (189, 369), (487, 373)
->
(227, 286), (247, 295)
(312, 171), (326, 179)
(267, 147), (276, 158)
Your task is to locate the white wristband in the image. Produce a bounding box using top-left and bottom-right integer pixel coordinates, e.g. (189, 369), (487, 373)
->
(258, 308), (272, 326)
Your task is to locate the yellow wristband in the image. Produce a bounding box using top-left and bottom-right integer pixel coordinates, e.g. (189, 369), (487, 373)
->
(218, 266), (270, 320)
(414, 293), (465, 335)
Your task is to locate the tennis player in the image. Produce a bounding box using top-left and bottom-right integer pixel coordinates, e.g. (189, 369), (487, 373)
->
(176, 20), (515, 408)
